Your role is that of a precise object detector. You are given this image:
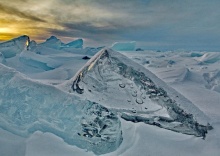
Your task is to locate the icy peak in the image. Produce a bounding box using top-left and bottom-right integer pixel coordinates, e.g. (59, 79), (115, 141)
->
(39, 36), (64, 49)
(46, 36), (59, 41)
(65, 38), (83, 48)
(2, 35), (30, 44)
(0, 35), (30, 58)
(66, 48), (212, 138)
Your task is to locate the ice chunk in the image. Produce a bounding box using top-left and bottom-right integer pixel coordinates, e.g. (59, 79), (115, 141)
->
(64, 39), (83, 49)
(29, 40), (37, 50)
(0, 35), (30, 58)
(39, 37), (83, 50)
(197, 52), (220, 64)
(0, 64), (122, 155)
(39, 36), (64, 49)
(62, 48), (212, 138)
(84, 46), (104, 55)
(111, 41), (136, 51)
(19, 50), (62, 71)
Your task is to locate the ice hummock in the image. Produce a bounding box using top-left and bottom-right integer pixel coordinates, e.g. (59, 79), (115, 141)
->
(0, 63), (122, 155)
(62, 48), (212, 138)
(39, 36), (84, 49)
(19, 50), (62, 71)
(64, 39), (83, 49)
(111, 41), (136, 51)
(0, 35), (30, 58)
(0, 52), (6, 64)
(39, 36), (64, 49)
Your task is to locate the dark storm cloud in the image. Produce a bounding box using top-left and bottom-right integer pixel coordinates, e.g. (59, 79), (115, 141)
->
(0, 3), (46, 22)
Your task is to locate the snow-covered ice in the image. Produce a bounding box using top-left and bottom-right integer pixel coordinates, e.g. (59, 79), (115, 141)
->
(0, 64), (122, 155)
(0, 35), (29, 58)
(0, 36), (220, 156)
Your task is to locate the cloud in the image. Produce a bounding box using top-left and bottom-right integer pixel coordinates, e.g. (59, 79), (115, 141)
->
(0, 3), (46, 22)
(0, 0), (220, 50)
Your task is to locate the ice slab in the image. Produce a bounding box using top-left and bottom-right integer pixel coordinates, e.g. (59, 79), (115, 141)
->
(111, 41), (136, 51)
(0, 35), (30, 58)
(0, 64), (122, 155)
(62, 48), (212, 137)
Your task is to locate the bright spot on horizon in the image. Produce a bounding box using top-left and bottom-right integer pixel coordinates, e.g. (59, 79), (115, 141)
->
(0, 27), (15, 33)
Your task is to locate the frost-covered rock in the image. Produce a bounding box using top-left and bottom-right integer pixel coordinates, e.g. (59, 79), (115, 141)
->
(136, 48), (144, 51)
(0, 35), (30, 58)
(111, 41), (136, 51)
(0, 64), (122, 155)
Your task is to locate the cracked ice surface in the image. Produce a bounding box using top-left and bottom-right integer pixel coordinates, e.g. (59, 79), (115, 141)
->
(0, 64), (122, 155)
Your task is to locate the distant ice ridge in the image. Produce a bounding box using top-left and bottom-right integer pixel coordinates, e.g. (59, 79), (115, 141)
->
(39, 36), (83, 49)
(62, 48), (212, 138)
(64, 39), (83, 49)
(0, 64), (122, 155)
(111, 41), (136, 51)
(0, 35), (30, 58)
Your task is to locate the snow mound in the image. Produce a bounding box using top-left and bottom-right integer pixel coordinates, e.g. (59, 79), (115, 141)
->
(159, 68), (191, 83)
(203, 70), (220, 93)
(0, 52), (6, 64)
(0, 63), (122, 155)
(19, 50), (62, 71)
(62, 48), (212, 138)
(0, 35), (30, 58)
(197, 52), (220, 64)
(111, 41), (136, 51)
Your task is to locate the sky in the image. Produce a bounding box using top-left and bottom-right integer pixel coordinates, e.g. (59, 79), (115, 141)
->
(0, 0), (220, 51)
